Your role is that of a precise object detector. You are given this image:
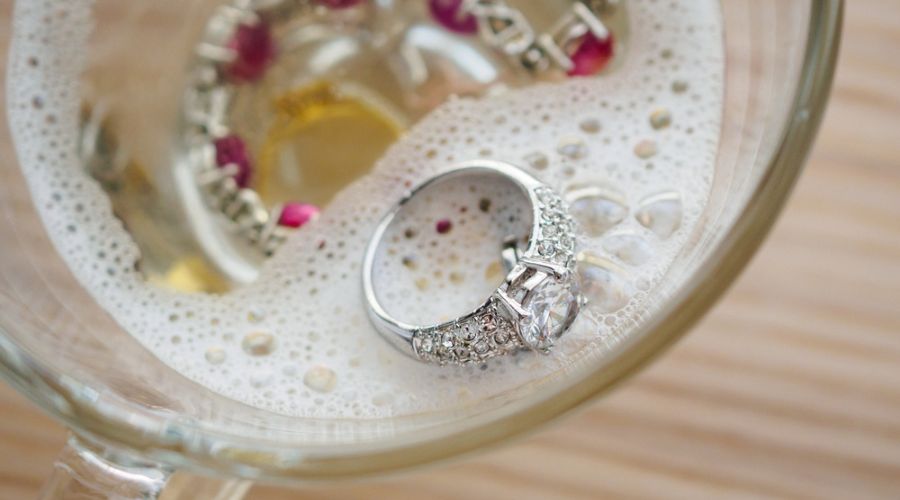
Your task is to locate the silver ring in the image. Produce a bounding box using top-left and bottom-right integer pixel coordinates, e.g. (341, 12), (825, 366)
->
(362, 160), (583, 366)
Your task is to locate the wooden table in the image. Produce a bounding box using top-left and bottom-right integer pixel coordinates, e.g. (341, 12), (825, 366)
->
(2, 1), (899, 498)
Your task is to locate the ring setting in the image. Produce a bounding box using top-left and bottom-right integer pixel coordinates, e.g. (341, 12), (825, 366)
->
(363, 161), (583, 366)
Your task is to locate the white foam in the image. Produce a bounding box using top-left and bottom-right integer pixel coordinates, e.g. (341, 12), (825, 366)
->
(8, 0), (723, 418)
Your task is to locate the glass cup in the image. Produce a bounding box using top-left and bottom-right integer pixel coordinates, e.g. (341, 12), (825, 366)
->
(0, 1), (841, 498)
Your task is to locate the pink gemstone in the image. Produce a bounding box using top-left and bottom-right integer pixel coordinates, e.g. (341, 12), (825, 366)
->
(429, 0), (478, 34)
(226, 21), (275, 83)
(316, 0), (364, 8)
(278, 203), (320, 228)
(568, 32), (615, 77)
(213, 135), (252, 188)
(436, 219), (453, 234)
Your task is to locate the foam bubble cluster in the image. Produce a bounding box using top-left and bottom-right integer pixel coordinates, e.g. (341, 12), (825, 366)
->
(8, 0), (723, 417)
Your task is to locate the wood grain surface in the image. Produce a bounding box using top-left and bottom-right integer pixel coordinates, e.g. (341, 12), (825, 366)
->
(1, 1), (899, 499)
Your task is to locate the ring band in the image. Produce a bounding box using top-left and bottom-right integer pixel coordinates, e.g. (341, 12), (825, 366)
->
(362, 160), (582, 366)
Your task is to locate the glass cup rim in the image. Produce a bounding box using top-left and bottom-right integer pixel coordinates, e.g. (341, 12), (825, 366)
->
(0, 0), (843, 482)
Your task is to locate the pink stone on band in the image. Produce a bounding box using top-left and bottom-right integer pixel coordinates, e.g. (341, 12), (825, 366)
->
(567, 32), (615, 77)
(278, 202), (320, 228)
(429, 0), (478, 35)
(225, 21), (276, 83)
(213, 134), (253, 188)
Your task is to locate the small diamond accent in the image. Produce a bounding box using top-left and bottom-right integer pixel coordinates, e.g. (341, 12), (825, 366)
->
(479, 314), (497, 332)
(542, 211), (563, 226)
(542, 223), (559, 238)
(536, 187), (557, 205)
(538, 239), (556, 257)
(457, 322), (477, 342)
(558, 233), (574, 251)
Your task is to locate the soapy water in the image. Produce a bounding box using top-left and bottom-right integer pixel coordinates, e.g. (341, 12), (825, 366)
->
(8, 0), (722, 417)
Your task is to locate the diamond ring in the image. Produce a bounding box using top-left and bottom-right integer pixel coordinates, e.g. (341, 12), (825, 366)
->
(362, 160), (583, 366)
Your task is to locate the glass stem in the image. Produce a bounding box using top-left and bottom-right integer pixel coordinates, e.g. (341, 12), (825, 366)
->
(38, 433), (251, 500)
(39, 434), (171, 499)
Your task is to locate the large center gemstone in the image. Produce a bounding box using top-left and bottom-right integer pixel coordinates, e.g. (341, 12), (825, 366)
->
(519, 274), (579, 351)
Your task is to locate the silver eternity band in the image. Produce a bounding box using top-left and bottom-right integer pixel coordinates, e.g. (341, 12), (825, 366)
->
(183, 0), (616, 255)
(362, 160), (583, 366)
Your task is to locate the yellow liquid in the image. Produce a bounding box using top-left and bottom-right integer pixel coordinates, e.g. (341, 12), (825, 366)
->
(255, 82), (403, 207)
(93, 83), (404, 293)
(148, 256), (230, 293)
